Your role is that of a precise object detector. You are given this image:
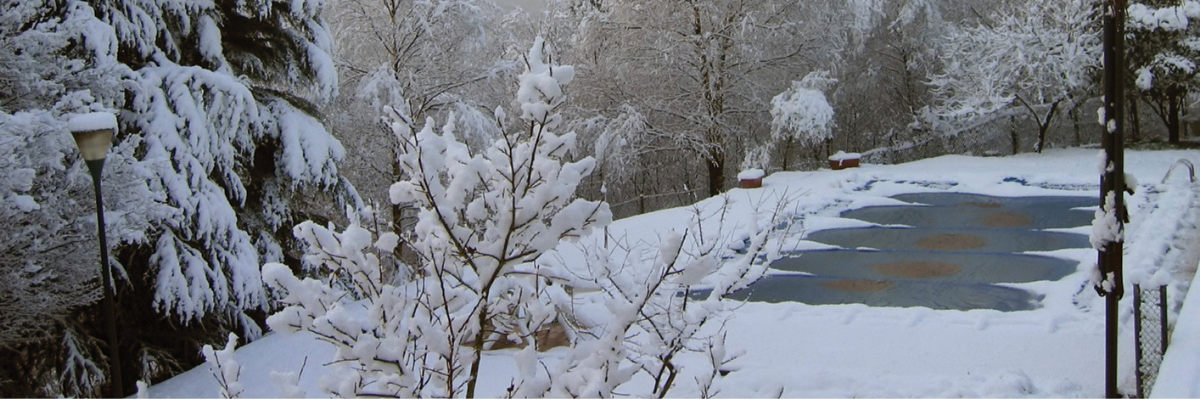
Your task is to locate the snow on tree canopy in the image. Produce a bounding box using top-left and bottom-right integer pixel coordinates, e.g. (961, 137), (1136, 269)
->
(928, 0), (1099, 152)
(0, 0), (353, 395)
(516, 37), (575, 124)
(265, 37), (628, 398)
(770, 70), (836, 146)
(1128, 2), (1200, 32)
(67, 112), (117, 132)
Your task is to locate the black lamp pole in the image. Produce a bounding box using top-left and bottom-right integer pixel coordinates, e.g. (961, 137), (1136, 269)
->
(87, 158), (123, 399)
(70, 116), (124, 399)
(1100, 0), (1127, 398)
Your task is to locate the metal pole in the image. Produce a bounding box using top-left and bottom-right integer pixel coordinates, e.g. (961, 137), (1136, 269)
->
(87, 159), (124, 398)
(1161, 285), (1169, 353)
(1100, 0), (1127, 397)
(1134, 285), (1144, 399)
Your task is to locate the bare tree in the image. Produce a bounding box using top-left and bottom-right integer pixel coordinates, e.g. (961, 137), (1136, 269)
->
(570, 0), (836, 197)
(928, 0), (1101, 153)
(324, 0), (520, 263)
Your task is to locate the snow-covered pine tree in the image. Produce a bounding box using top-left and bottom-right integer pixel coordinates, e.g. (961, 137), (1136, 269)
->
(1, 0), (351, 395)
(106, 0), (355, 393)
(0, 0), (163, 396)
(99, 0), (349, 320)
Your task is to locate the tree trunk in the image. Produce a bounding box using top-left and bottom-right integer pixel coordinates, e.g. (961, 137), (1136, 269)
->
(1034, 100), (1060, 153)
(1168, 87), (1181, 144)
(706, 146), (724, 197)
(1185, 101), (1191, 139)
(391, 159), (407, 268)
(1036, 124), (1048, 153)
(1010, 116), (1020, 155)
(782, 136), (793, 171)
(1129, 96), (1140, 143)
(1080, 105), (1089, 145)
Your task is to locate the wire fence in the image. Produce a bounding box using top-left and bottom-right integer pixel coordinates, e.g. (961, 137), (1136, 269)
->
(1134, 284), (1170, 398)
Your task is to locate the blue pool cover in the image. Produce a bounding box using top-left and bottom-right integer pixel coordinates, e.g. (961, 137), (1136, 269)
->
(722, 275), (1042, 311)
(803, 227), (1090, 253)
(841, 193), (1096, 230)
(725, 192), (1093, 311)
(769, 249), (1076, 284)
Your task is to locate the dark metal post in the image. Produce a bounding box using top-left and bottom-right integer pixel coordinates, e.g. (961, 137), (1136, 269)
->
(85, 159), (124, 398)
(1134, 285), (1144, 399)
(1100, 0), (1128, 397)
(1161, 286), (1169, 353)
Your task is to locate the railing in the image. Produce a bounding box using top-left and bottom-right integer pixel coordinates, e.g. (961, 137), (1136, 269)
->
(1160, 159), (1195, 184)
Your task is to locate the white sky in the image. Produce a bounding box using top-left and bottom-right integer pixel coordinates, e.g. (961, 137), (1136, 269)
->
(493, 0), (546, 11)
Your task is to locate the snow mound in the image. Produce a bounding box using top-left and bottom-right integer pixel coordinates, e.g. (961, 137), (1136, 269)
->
(829, 150), (862, 161)
(67, 112), (117, 132)
(738, 169), (765, 180)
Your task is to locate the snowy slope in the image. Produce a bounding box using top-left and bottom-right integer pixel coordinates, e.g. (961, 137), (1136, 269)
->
(149, 148), (1200, 398)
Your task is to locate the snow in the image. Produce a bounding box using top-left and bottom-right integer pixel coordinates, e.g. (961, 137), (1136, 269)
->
(66, 112), (117, 132)
(201, 333), (244, 399)
(196, 17), (226, 70)
(929, 0), (1098, 151)
(770, 70), (836, 146)
(1153, 257), (1200, 398)
(1090, 190), (1123, 251)
(737, 168), (765, 180)
(516, 37), (573, 123)
(150, 148), (1200, 398)
(1137, 67), (1155, 90)
(1128, 2), (1200, 32)
(1124, 177), (1196, 286)
(828, 150), (862, 161)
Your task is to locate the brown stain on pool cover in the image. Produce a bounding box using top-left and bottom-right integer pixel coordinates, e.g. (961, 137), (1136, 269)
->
(872, 261), (962, 278)
(916, 233), (986, 251)
(982, 211), (1033, 228)
(821, 279), (894, 292)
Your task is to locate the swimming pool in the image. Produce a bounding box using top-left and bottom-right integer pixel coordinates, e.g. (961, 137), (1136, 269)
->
(725, 192), (1096, 311)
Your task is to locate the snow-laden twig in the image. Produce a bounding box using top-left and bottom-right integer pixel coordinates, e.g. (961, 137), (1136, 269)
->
(202, 333), (243, 399)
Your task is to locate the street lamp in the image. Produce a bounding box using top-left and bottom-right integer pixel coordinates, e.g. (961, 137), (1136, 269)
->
(68, 112), (124, 398)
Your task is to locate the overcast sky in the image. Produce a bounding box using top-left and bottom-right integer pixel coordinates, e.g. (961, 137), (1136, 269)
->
(494, 0), (546, 11)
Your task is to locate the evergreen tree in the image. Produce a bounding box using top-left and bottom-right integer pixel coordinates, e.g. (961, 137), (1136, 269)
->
(0, 0), (350, 395)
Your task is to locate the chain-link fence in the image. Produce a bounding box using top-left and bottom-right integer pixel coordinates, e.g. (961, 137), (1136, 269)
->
(1134, 284), (1170, 398)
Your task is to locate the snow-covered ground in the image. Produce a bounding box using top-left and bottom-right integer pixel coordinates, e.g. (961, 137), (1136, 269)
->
(149, 148), (1200, 398)
(1154, 263), (1200, 398)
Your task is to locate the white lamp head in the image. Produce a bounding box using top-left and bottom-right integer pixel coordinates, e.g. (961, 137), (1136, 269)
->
(68, 113), (117, 161)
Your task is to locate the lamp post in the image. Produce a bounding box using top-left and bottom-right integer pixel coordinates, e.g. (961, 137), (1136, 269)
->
(68, 112), (124, 398)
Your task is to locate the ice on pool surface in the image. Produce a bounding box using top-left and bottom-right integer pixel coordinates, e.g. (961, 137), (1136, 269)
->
(804, 227), (1090, 253)
(841, 192), (1096, 229)
(770, 249), (1076, 284)
(723, 275), (1043, 311)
